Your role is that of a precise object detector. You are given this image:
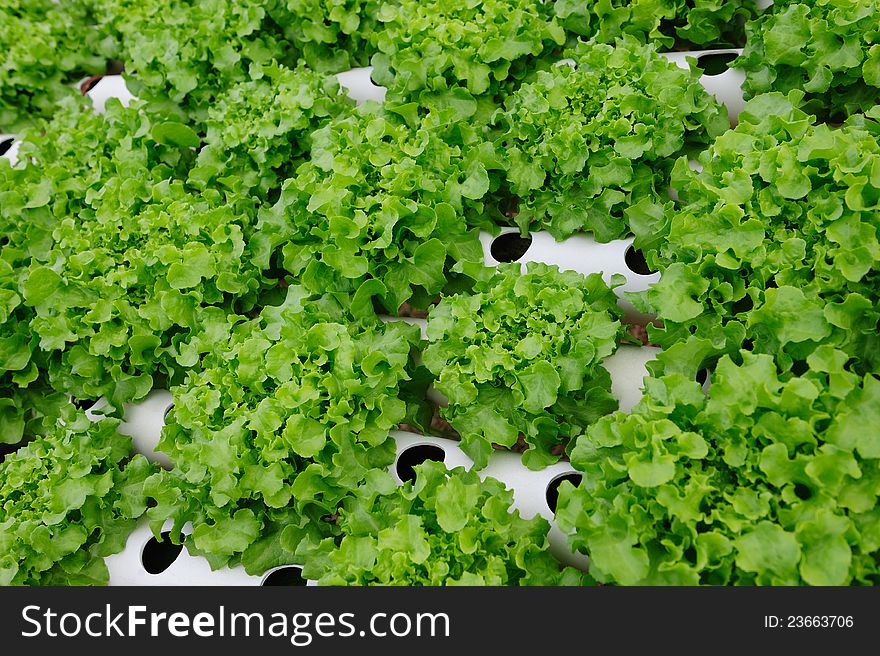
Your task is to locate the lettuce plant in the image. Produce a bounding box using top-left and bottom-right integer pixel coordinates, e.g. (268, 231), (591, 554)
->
(0, 410), (154, 585)
(299, 460), (585, 585)
(495, 38), (728, 241)
(371, 0), (565, 114)
(1, 98), (265, 408)
(554, 0), (758, 49)
(423, 263), (624, 470)
(95, 0), (294, 123)
(635, 95), (880, 378)
(267, 0), (385, 73)
(736, 0), (880, 118)
(556, 352), (880, 585)
(144, 285), (422, 573)
(189, 62), (353, 198)
(0, 0), (108, 131)
(257, 103), (499, 313)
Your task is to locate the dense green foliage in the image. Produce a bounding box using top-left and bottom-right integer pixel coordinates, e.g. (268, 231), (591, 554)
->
(0, 411), (154, 585)
(554, 0), (759, 49)
(258, 103), (498, 312)
(557, 353), (880, 585)
(633, 95), (880, 378)
(2, 0), (877, 588)
(144, 285), (422, 572)
(1, 98), (264, 409)
(371, 0), (566, 115)
(300, 460), (584, 585)
(268, 0), (385, 73)
(424, 263), (623, 469)
(736, 0), (880, 118)
(0, 0), (107, 131)
(495, 38), (728, 240)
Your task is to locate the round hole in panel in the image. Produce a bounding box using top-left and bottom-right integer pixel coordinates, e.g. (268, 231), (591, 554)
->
(624, 245), (656, 276)
(395, 444), (446, 484)
(262, 566), (307, 587)
(490, 232), (533, 263)
(696, 52), (738, 77)
(696, 368), (710, 386)
(72, 398), (94, 411)
(0, 138), (13, 156)
(0, 442), (22, 465)
(545, 472), (583, 513)
(141, 531), (184, 575)
(794, 483), (812, 501)
(163, 403), (173, 420)
(731, 294), (753, 315)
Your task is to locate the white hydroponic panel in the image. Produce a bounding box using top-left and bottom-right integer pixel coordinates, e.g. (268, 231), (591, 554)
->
(335, 67), (386, 104)
(105, 520), (268, 586)
(104, 429), (589, 585)
(392, 431), (589, 570)
(0, 133), (19, 164)
(86, 75), (137, 113)
(661, 49), (747, 122)
(85, 389), (173, 470)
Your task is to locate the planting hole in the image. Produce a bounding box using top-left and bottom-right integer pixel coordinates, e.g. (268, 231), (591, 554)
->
(262, 566), (307, 587)
(731, 295), (753, 314)
(0, 138), (12, 156)
(163, 403), (173, 420)
(624, 245), (656, 276)
(72, 398), (94, 411)
(141, 531), (183, 574)
(697, 52), (737, 77)
(0, 442), (22, 464)
(546, 473), (583, 513)
(794, 483), (812, 501)
(490, 232), (532, 263)
(395, 444), (445, 483)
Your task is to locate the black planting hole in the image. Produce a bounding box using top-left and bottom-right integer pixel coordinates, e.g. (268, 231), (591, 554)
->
(262, 566), (307, 587)
(697, 53), (738, 77)
(546, 472), (583, 513)
(624, 245), (656, 276)
(731, 295), (753, 314)
(141, 531), (184, 574)
(490, 232), (532, 263)
(72, 398), (94, 411)
(794, 483), (812, 501)
(0, 138), (12, 156)
(395, 444), (445, 483)
(163, 403), (173, 420)
(696, 368), (710, 386)
(0, 442), (23, 464)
